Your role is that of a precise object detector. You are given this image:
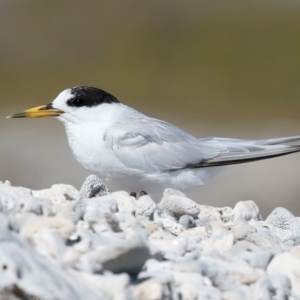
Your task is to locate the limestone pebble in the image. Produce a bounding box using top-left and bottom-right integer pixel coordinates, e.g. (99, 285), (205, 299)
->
(0, 176), (299, 299)
(266, 207), (300, 247)
(79, 175), (110, 199)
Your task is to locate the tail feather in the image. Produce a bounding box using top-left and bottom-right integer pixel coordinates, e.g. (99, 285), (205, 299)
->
(201, 144), (300, 168)
(256, 136), (300, 145)
(202, 136), (300, 146)
(191, 135), (300, 169)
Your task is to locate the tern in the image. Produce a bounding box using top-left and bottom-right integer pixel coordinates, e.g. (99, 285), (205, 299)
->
(7, 86), (300, 193)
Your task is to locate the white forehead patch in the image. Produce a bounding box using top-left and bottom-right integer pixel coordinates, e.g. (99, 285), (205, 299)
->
(52, 89), (73, 110)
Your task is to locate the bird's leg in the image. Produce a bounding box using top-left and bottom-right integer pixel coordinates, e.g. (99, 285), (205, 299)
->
(140, 191), (148, 196)
(130, 191), (147, 198)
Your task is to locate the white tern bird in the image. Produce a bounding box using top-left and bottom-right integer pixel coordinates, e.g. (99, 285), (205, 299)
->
(7, 86), (300, 193)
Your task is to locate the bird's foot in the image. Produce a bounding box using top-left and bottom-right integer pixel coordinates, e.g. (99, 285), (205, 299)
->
(130, 191), (148, 199)
(130, 192), (137, 198)
(140, 191), (148, 196)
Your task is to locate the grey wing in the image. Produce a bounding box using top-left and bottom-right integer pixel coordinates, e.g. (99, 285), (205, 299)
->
(104, 118), (225, 173)
(105, 118), (300, 172)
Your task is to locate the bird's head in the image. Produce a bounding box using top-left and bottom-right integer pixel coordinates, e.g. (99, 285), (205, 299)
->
(7, 86), (120, 123)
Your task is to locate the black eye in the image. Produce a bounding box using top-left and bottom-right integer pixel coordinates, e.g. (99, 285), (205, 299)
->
(67, 98), (85, 107)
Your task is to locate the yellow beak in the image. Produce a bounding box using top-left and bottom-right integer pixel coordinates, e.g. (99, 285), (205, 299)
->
(7, 104), (64, 119)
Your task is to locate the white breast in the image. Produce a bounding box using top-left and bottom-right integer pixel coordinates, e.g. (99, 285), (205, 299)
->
(59, 103), (133, 178)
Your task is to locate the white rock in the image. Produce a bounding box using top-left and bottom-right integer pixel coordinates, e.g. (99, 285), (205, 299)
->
(227, 249), (274, 270)
(178, 283), (200, 300)
(252, 274), (291, 300)
(84, 208), (120, 233)
(232, 200), (262, 223)
(133, 278), (164, 300)
(38, 197), (56, 216)
(216, 206), (234, 224)
(62, 247), (81, 268)
(33, 184), (79, 206)
(115, 211), (139, 231)
(149, 231), (187, 259)
(158, 192), (200, 218)
(198, 286), (222, 300)
(111, 191), (136, 214)
(154, 210), (184, 235)
(70, 269), (129, 299)
(210, 232), (234, 253)
(84, 195), (118, 214)
(201, 256), (263, 286)
(266, 207), (300, 246)
(163, 188), (186, 197)
(199, 205), (222, 221)
(179, 215), (196, 229)
(138, 259), (174, 283)
(74, 251), (103, 274)
(32, 228), (67, 260)
(0, 186), (42, 215)
(3, 177), (300, 299)
(56, 200), (82, 222)
(135, 194), (156, 222)
(20, 216), (74, 239)
(178, 226), (208, 240)
(267, 252), (300, 295)
(0, 239), (104, 300)
(174, 271), (205, 287)
(79, 175), (110, 199)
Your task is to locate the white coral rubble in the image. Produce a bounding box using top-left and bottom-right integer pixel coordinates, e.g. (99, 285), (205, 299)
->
(0, 176), (299, 299)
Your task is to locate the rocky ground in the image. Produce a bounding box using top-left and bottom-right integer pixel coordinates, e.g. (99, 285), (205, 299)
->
(0, 175), (300, 300)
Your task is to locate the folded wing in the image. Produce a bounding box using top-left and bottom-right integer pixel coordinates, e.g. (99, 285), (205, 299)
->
(105, 118), (300, 173)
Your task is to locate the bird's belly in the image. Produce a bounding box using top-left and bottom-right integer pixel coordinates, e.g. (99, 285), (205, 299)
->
(103, 166), (224, 193)
(74, 147), (122, 178)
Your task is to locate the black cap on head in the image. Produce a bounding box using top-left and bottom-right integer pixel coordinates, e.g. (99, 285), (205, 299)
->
(67, 86), (119, 108)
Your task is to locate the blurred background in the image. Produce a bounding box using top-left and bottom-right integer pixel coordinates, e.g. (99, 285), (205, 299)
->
(1, 0), (300, 217)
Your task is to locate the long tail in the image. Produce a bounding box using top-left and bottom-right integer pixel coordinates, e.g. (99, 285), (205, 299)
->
(196, 136), (300, 168)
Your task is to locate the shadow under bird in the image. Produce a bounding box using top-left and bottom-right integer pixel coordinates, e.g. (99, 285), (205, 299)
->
(7, 86), (300, 193)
